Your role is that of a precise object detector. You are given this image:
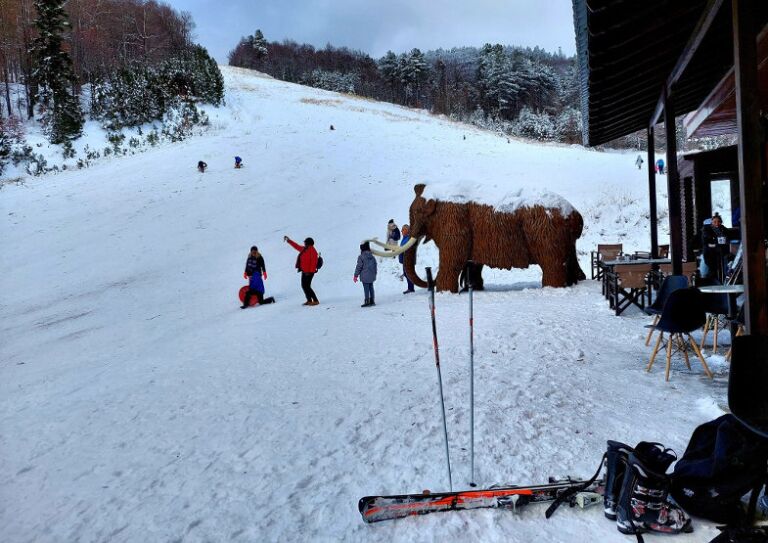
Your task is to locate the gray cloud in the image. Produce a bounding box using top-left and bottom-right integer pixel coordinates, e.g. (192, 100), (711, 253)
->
(170, 0), (576, 63)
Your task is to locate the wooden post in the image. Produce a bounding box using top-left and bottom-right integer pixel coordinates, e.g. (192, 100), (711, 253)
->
(648, 127), (659, 258)
(664, 89), (684, 275)
(733, 0), (768, 335)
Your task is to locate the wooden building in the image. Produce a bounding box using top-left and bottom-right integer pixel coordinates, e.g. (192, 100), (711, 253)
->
(573, 0), (768, 335)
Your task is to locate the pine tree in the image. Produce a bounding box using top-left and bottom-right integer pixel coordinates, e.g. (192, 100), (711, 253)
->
(32, 0), (84, 143)
(378, 51), (399, 101)
(251, 29), (268, 59)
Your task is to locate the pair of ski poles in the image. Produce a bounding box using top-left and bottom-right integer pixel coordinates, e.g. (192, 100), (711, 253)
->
(425, 261), (476, 492)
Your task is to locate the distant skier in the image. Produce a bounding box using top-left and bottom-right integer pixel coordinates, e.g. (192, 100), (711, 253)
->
(400, 224), (415, 294)
(635, 155), (643, 169)
(197, 160), (207, 173)
(354, 241), (377, 307)
(234, 156), (243, 169)
(285, 235), (320, 306)
(241, 246), (275, 308)
(656, 158), (665, 174)
(386, 219), (401, 247)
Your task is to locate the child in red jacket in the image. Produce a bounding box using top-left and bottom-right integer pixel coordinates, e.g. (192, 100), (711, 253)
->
(285, 235), (319, 305)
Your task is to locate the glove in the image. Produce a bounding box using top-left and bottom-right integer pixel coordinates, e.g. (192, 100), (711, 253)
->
(353, 276), (359, 283)
(243, 272), (248, 279)
(263, 271), (267, 280)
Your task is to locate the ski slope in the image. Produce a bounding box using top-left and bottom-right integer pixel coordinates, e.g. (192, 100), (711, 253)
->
(0, 67), (729, 542)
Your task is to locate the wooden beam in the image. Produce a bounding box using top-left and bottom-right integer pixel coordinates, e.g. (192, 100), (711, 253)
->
(733, 0), (768, 335)
(648, 126), (659, 258)
(650, 0), (726, 127)
(664, 89), (684, 276)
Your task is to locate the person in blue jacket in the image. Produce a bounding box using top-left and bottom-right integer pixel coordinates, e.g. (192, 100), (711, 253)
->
(234, 156), (243, 169)
(241, 246), (275, 308)
(354, 241), (378, 307)
(656, 158), (665, 174)
(400, 224), (415, 294)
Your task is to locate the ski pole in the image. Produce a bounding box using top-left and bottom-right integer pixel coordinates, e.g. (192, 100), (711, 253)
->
(426, 267), (453, 492)
(467, 260), (476, 487)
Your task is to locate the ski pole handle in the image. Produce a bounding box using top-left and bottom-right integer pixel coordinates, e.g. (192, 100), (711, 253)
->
(426, 267), (435, 292)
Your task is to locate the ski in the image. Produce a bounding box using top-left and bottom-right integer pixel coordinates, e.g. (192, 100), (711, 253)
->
(358, 478), (604, 523)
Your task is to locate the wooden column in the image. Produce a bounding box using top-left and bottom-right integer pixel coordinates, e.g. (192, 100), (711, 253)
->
(733, 0), (768, 335)
(664, 89), (684, 275)
(648, 126), (659, 258)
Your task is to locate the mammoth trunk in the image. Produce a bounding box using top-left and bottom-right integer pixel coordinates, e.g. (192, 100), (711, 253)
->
(403, 238), (428, 289)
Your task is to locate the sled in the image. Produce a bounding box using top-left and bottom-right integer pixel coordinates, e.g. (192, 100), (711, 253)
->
(238, 286), (259, 306)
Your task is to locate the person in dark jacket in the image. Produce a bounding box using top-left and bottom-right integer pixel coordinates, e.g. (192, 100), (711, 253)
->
(354, 241), (378, 307)
(241, 246), (275, 308)
(197, 161), (207, 173)
(399, 224), (415, 294)
(701, 214), (732, 281)
(285, 235), (320, 305)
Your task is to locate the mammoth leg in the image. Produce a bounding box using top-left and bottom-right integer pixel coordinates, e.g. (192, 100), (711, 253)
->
(436, 247), (470, 293)
(523, 218), (568, 288)
(459, 263), (485, 292)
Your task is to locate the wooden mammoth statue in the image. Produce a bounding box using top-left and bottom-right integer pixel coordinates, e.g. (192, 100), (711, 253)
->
(372, 184), (586, 292)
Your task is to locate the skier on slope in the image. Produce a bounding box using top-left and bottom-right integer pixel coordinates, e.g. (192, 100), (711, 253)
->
(284, 235), (320, 306)
(354, 241), (378, 307)
(241, 246), (275, 308)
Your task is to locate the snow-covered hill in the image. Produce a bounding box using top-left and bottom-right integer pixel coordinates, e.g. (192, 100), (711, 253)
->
(1, 67), (726, 542)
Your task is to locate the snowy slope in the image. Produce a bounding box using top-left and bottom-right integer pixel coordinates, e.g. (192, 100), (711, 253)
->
(0, 67), (728, 542)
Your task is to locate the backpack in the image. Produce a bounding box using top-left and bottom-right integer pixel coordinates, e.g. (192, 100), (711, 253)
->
(316, 253), (324, 271)
(670, 414), (768, 524)
(296, 248), (323, 272)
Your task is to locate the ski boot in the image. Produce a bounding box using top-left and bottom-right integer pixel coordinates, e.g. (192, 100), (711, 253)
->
(616, 442), (692, 537)
(361, 298), (370, 307)
(604, 440), (633, 520)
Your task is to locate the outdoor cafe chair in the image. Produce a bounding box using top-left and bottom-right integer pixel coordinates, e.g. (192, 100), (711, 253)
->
(699, 279), (731, 355)
(728, 335), (768, 439)
(591, 243), (623, 280)
(646, 288), (714, 382)
(606, 262), (651, 316)
(644, 275), (689, 346)
(725, 306), (746, 362)
(658, 244), (670, 258)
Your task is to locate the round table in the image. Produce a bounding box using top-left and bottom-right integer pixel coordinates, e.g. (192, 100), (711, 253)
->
(698, 284), (744, 336)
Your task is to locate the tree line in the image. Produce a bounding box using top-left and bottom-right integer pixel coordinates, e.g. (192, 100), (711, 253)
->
(0, 0), (223, 145)
(228, 31), (583, 144)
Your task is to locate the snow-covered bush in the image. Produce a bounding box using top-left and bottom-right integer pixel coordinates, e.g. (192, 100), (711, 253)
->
(512, 107), (557, 141)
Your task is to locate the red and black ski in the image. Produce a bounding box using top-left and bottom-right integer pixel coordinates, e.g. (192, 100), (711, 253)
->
(358, 478), (604, 523)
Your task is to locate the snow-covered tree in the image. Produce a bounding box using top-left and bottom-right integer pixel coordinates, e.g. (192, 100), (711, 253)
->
(251, 29), (268, 59)
(31, 0), (83, 143)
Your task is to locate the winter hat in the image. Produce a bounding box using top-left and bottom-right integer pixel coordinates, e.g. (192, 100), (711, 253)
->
(304, 237), (315, 246)
(250, 245), (258, 251)
(388, 219), (395, 224)
(360, 241), (371, 252)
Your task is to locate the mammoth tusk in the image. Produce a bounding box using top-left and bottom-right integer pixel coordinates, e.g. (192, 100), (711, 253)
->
(364, 236), (419, 258)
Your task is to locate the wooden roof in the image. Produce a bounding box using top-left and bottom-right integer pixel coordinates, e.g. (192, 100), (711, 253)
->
(573, 0), (768, 146)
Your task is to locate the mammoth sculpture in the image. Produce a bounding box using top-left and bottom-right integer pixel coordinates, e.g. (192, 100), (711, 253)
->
(370, 183), (586, 292)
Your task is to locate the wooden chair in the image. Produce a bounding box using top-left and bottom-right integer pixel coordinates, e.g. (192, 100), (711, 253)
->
(658, 262), (698, 283)
(658, 245), (670, 258)
(646, 288), (713, 381)
(606, 263), (651, 316)
(591, 244), (623, 280)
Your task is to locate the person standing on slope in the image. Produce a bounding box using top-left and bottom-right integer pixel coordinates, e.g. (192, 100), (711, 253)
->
(656, 158), (665, 174)
(241, 246), (275, 308)
(285, 235), (320, 306)
(635, 155), (643, 170)
(386, 219), (401, 247)
(354, 241), (378, 307)
(399, 224), (415, 294)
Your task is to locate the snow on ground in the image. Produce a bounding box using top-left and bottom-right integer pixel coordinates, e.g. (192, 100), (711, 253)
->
(1, 66), (727, 542)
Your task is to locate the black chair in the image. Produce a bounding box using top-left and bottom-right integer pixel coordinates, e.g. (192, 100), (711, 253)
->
(646, 288), (713, 382)
(644, 275), (689, 346)
(729, 335), (768, 438)
(699, 279), (730, 355)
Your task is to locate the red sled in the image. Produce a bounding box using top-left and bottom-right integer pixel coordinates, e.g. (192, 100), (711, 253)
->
(238, 286), (259, 306)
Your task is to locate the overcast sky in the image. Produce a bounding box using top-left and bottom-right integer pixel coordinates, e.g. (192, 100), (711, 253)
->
(169, 0), (577, 63)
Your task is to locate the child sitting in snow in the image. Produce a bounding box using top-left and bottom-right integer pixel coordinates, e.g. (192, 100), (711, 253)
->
(234, 156), (243, 169)
(354, 241), (377, 307)
(241, 246), (275, 308)
(197, 161), (207, 173)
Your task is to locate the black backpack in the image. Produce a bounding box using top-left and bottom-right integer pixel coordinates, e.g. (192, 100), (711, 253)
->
(316, 253), (324, 271)
(296, 248), (323, 272)
(670, 414), (768, 524)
